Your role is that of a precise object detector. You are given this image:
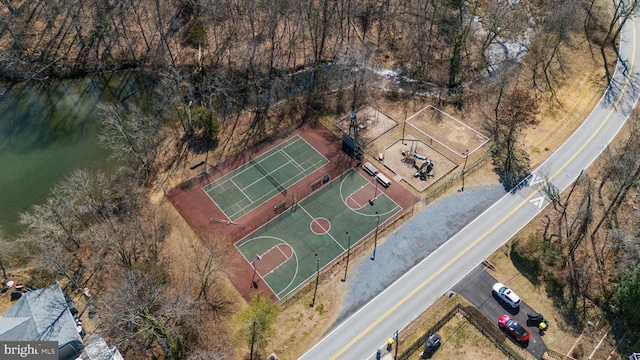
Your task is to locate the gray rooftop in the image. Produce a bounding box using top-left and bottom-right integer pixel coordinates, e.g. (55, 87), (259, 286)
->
(0, 284), (84, 357)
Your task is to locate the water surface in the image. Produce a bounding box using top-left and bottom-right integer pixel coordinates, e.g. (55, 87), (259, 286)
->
(0, 76), (137, 237)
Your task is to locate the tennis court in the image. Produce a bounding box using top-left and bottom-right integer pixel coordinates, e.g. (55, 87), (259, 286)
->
(235, 168), (402, 301)
(203, 135), (328, 221)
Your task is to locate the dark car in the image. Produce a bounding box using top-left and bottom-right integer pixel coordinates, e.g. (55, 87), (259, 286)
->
(498, 315), (530, 342)
(421, 333), (441, 358)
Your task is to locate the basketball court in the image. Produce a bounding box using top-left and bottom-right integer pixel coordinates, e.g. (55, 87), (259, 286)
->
(235, 168), (402, 301)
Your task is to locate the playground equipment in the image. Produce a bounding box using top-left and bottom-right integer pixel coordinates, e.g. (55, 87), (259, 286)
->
(401, 140), (435, 181)
(401, 149), (415, 167)
(401, 140), (419, 165)
(413, 159), (434, 181)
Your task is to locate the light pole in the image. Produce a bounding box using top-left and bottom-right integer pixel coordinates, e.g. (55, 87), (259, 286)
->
(401, 106), (407, 145)
(401, 93), (412, 146)
(250, 255), (261, 289)
(460, 149), (469, 192)
(341, 232), (351, 282)
(371, 212), (379, 260)
(310, 253), (320, 307)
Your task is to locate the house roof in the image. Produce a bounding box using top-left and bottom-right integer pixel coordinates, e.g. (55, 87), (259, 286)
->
(0, 316), (37, 340)
(0, 284), (83, 357)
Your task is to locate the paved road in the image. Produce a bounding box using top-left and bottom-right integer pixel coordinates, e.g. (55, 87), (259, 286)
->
(452, 267), (548, 359)
(300, 13), (640, 360)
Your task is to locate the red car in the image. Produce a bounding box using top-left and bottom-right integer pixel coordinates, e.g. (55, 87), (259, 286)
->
(498, 315), (530, 342)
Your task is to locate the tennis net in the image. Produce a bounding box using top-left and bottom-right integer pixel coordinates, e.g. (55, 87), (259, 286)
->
(250, 156), (287, 195)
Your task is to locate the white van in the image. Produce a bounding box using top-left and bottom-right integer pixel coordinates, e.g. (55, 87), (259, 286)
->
(362, 162), (378, 176)
(376, 173), (391, 187)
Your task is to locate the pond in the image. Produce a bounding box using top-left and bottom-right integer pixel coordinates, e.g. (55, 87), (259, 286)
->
(0, 74), (140, 238)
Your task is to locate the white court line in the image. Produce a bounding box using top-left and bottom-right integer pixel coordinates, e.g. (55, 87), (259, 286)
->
(346, 193), (365, 209)
(316, 218), (331, 233)
(201, 187), (232, 221)
(206, 134), (329, 220)
(205, 136), (302, 193)
(280, 149), (305, 172)
(247, 159), (291, 188)
(229, 178), (252, 203)
(296, 134), (330, 164)
(339, 170), (403, 218)
(298, 204), (346, 251)
(276, 244), (291, 259)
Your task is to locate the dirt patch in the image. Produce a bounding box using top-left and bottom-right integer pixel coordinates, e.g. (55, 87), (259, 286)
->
(269, 269), (348, 360)
(406, 105), (489, 158)
(421, 315), (512, 360)
(155, 196), (244, 359)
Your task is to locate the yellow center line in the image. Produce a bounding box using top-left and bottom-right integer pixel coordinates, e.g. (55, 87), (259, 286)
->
(330, 17), (637, 360)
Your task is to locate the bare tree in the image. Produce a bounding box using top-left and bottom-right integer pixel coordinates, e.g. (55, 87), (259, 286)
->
(526, 1), (583, 100)
(99, 103), (168, 184)
(0, 228), (12, 279)
(535, 113), (640, 320)
(99, 267), (191, 359)
(490, 88), (539, 189)
(595, 0), (640, 84)
(178, 231), (234, 317)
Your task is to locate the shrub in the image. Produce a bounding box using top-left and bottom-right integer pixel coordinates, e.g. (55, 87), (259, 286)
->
(192, 107), (219, 140)
(186, 24), (207, 49)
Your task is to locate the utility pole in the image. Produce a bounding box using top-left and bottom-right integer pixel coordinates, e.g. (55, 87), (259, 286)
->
(393, 329), (399, 359)
(342, 232), (351, 282)
(460, 149), (469, 192)
(310, 254), (320, 307)
(371, 212), (379, 260)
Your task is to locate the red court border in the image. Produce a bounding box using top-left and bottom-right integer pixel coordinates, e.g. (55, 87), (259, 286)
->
(167, 123), (420, 302)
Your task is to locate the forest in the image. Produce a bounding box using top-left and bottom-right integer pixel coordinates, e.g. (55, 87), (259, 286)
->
(1, 0), (640, 358)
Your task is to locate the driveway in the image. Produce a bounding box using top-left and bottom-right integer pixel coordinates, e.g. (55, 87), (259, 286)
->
(452, 266), (548, 359)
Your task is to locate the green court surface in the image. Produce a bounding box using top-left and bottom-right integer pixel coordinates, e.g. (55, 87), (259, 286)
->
(203, 135), (328, 221)
(235, 169), (402, 301)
